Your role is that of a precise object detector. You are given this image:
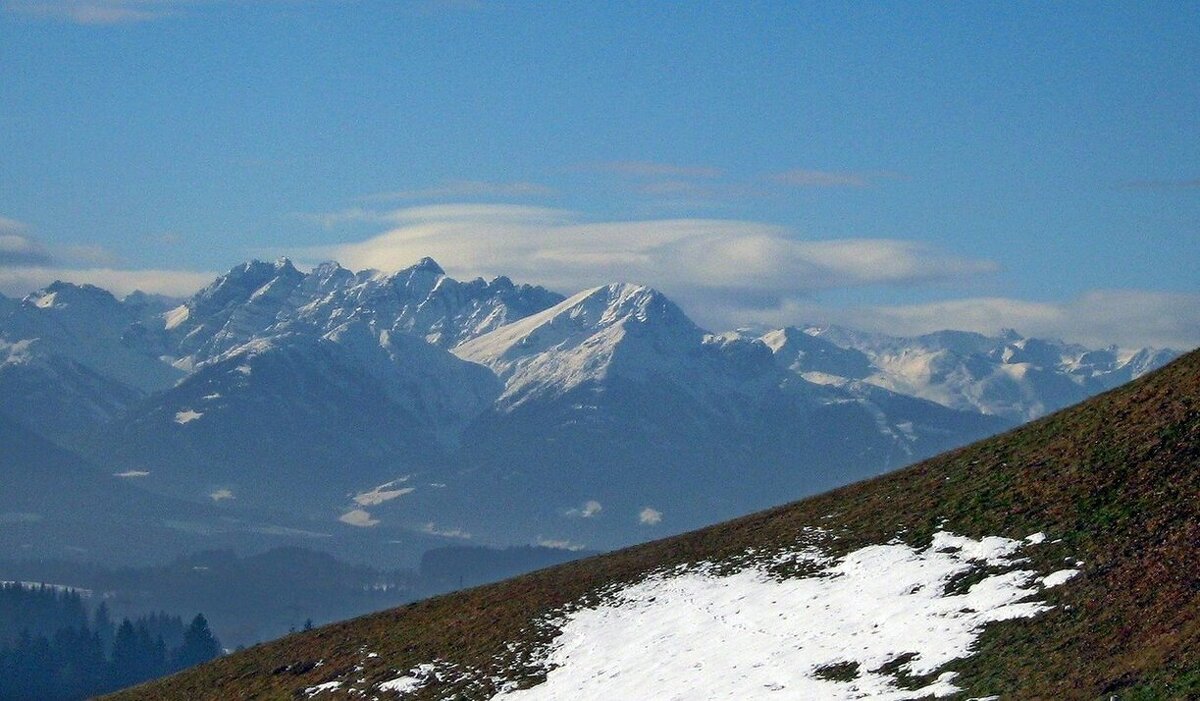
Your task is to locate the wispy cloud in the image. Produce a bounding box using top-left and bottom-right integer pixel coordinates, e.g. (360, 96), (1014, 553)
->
(769, 169), (899, 188)
(358, 180), (556, 203)
(60, 243), (121, 266)
(5, 0), (178, 24)
(585, 161), (723, 179)
(0, 216), (27, 234)
(0, 218), (214, 297)
(0, 266), (215, 298)
(0, 232), (53, 267)
(0, 220), (212, 297)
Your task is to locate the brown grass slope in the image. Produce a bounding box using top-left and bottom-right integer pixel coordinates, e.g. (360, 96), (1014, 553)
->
(107, 349), (1200, 701)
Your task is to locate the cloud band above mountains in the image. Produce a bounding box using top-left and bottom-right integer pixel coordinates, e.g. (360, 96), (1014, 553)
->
(301, 203), (996, 297)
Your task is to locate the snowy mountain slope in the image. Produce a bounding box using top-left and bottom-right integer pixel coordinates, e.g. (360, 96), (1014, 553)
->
(758, 326), (874, 380)
(0, 282), (183, 443)
(425, 284), (1009, 551)
(109, 349), (1200, 701)
(96, 327), (499, 515)
(0, 338), (142, 442)
(762, 325), (1179, 422)
(0, 281), (183, 394)
(454, 283), (739, 408)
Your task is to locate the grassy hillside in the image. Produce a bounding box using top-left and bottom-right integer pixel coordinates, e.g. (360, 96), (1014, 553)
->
(107, 349), (1200, 700)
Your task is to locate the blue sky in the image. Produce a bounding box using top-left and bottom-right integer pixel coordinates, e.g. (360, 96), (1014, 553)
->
(0, 1), (1197, 347)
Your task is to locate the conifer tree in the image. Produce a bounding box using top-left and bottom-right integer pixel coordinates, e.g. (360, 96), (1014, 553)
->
(172, 613), (221, 671)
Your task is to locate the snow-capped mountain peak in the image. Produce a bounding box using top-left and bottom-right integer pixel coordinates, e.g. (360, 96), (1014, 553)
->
(453, 283), (704, 406)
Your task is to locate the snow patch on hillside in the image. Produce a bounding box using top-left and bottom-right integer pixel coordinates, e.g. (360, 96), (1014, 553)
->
(492, 532), (1066, 700)
(174, 409), (203, 424)
(353, 478), (416, 506)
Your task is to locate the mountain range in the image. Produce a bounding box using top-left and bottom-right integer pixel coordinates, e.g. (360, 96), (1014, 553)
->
(0, 257), (1180, 562)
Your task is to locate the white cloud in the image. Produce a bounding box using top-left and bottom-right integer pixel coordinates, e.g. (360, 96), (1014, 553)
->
(565, 499), (603, 519)
(339, 509), (380, 528)
(298, 204), (995, 313)
(113, 470), (150, 478)
(639, 507), (663, 526)
(209, 488), (234, 502)
(0, 266), (214, 298)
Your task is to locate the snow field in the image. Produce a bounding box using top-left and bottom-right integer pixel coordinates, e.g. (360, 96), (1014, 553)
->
(490, 531), (1073, 701)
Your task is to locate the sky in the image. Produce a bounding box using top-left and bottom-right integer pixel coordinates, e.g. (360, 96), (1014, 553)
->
(0, 1), (1197, 348)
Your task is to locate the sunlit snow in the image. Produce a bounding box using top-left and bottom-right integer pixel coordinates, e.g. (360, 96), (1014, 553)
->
(339, 509), (380, 527)
(379, 663), (440, 693)
(174, 409), (203, 424)
(304, 681), (341, 696)
(492, 532), (1070, 700)
(353, 479), (416, 507)
(1041, 569), (1079, 588)
(163, 304), (190, 330)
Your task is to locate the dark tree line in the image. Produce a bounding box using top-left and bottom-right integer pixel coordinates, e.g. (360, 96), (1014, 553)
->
(0, 583), (220, 700)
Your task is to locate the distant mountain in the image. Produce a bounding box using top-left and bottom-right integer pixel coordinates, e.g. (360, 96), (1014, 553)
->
(0, 337), (142, 442)
(0, 282), (182, 443)
(1, 257), (1181, 562)
(756, 325), (1179, 422)
(98, 326), (498, 516)
(108, 350), (1200, 700)
(430, 284), (1005, 549)
(155, 257), (563, 370)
